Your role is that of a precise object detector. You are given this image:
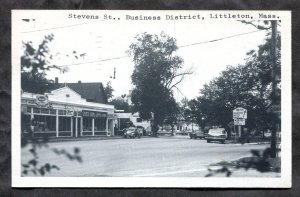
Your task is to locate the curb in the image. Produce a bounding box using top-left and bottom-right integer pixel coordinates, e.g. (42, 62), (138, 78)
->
(26, 136), (154, 143)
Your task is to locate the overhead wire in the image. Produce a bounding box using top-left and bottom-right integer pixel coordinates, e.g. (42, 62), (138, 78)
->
(21, 20), (104, 33)
(178, 29), (267, 48)
(54, 28), (269, 67)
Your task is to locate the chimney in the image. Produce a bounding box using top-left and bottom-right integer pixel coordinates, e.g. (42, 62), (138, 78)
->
(78, 80), (81, 84)
(55, 77), (59, 83)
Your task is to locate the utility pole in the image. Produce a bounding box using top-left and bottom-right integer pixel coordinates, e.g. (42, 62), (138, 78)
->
(270, 20), (280, 158)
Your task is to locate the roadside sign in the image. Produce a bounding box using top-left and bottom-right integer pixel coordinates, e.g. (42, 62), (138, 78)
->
(234, 118), (245, 126)
(233, 107), (247, 119)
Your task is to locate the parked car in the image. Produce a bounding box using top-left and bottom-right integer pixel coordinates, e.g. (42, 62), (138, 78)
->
(136, 126), (145, 135)
(189, 130), (205, 139)
(206, 128), (227, 143)
(264, 131), (272, 138)
(123, 127), (141, 139)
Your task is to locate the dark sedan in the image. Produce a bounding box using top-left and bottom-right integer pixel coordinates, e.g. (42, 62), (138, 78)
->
(189, 130), (205, 139)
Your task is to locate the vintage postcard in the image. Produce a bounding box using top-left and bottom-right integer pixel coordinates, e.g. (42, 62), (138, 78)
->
(11, 10), (291, 187)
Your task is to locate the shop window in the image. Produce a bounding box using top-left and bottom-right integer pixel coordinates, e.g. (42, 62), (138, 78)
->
(83, 117), (93, 131)
(33, 108), (40, 113)
(94, 118), (106, 131)
(58, 116), (71, 131)
(27, 107), (32, 113)
(40, 108), (50, 114)
(50, 109), (56, 115)
(33, 115), (56, 132)
(58, 110), (66, 115)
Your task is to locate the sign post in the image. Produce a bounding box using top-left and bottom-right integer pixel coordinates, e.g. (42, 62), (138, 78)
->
(233, 107), (247, 142)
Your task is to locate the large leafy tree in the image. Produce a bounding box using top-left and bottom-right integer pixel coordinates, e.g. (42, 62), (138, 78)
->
(103, 81), (114, 101)
(21, 34), (60, 94)
(128, 32), (192, 136)
(191, 34), (281, 134)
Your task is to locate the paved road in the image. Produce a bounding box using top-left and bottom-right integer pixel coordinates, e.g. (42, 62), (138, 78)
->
(21, 136), (277, 177)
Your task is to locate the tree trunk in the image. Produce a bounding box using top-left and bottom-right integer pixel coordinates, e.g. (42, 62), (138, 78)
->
(152, 120), (159, 137)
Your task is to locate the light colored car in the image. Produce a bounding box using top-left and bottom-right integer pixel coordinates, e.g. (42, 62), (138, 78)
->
(123, 127), (141, 139)
(206, 128), (227, 143)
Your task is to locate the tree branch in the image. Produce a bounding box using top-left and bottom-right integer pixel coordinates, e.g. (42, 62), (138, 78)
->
(167, 68), (193, 90)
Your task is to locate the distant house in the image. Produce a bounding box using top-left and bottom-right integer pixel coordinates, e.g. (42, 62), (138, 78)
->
(51, 79), (108, 104)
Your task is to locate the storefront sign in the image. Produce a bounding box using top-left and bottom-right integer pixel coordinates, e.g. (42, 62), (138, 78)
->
(36, 95), (49, 106)
(82, 110), (107, 118)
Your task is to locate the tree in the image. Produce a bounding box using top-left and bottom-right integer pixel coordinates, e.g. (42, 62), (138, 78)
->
(191, 34), (281, 137)
(164, 99), (180, 136)
(110, 97), (132, 112)
(21, 34), (60, 94)
(103, 81), (114, 101)
(21, 34), (82, 176)
(128, 32), (192, 136)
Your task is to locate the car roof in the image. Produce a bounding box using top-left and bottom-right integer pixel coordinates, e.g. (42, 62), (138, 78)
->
(209, 128), (225, 132)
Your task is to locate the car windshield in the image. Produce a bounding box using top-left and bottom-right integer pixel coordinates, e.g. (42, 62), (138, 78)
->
(209, 129), (225, 135)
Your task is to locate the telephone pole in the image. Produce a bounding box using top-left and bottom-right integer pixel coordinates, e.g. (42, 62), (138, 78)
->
(270, 20), (280, 158)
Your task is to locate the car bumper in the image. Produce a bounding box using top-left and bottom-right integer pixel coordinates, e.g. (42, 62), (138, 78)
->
(206, 137), (226, 141)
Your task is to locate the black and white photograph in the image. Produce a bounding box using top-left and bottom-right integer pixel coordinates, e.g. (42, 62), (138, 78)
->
(11, 10), (291, 188)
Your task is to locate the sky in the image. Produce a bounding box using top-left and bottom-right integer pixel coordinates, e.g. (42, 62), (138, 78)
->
(19, 11), (270, 101)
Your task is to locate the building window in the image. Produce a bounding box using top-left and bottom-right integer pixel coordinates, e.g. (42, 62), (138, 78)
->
(94, 118), (106, 131)
(34, 115), (56, 132)
(50, 109), (56, 115)
(58, 110), (66, 115)
(58, 116), (71, 131)
(40, 108), (50, 114)
(83, 117), (93, 131)
(26, 107), (32, 113)
(136, 118), (142, 123)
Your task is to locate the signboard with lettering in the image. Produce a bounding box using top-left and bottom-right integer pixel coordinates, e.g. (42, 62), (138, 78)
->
(36, 95), (49, 106)
(234, 118), (245, 126)
(82, 110), (107, 118)
(233, 107), (247, 119)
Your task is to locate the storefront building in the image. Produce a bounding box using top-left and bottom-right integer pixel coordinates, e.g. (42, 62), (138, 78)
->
(21, 86), (115, 138)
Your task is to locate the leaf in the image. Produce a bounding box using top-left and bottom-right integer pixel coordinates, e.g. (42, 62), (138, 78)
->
(28, 159), (38, 166)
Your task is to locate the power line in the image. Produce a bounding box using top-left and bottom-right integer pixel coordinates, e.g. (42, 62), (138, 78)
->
(56, 55), (130, 67)
(178, 29), (268, 48)
(21, 20), (104, 33)
(54, 29), (269, 67)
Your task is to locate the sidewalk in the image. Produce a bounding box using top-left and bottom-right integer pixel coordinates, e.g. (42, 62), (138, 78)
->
(26, 135), (151, 143)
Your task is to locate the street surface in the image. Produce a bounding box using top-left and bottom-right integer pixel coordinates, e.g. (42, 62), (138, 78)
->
(21, 136), (279, 177)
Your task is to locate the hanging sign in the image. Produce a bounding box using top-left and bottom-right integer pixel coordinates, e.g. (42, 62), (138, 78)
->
(82, 110), (107, 118)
